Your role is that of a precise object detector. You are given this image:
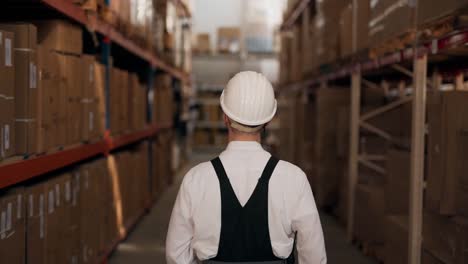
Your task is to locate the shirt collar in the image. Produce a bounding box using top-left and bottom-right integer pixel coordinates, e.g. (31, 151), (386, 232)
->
(225, 141), (264, 151)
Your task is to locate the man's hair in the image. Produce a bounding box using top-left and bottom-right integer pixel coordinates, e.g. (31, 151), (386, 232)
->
(229, 119), (264, 134)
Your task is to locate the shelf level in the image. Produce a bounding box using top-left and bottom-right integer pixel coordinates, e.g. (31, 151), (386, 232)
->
(40, 0), (190, 83)
(0, 126), (161, 189)
(283, 28), (468, 89)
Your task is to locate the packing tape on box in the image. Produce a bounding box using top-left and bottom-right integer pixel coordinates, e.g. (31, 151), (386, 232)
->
(369, 0), (409, 28)
(0, 94), (14, 100)
(5, 38), (12, 67)
(6, 203), (12, 232)
(48, 190), (54, 214)
(14, 48), (35, 52)
(28, 194), (34, 218)
(17, 195), (22, 220)
(15, 118), (36, 123)
(55, 184), (60, 207)
(39, 194), (44, 239)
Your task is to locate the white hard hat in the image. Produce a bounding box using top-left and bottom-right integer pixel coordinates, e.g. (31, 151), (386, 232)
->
(220, 71), (277, 126)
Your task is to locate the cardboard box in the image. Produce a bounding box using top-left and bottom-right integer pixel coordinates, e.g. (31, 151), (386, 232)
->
(0, 188), (26, 264)
(37, 47), (61, 151)
(369, 0), (413, 46)
(0, 23), (38, 155)
(385, 148), (410, 215)
(339, 0), (370, 57)
(26, 183), (47, 264)
(426, 91), (468, 216)
(423, 211), (468, 264)
(217, 27), (240, 53)
(418, 0), (468, 25)
(195, 33), (211, 53)
(0, 30), (16, 159)
(354, 183), (385, 243)
(34, 20), (82, 55)
(82, 55), (101, 142)
(384, 215), (408, 264)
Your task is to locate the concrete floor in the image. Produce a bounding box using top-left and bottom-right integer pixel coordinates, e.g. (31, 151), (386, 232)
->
(109, 150), (377, 264)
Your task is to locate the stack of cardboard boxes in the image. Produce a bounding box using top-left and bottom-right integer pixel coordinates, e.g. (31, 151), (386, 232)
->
(281, 0), (468, 84)
(0, 141), (159, 264)
(152, 74), (174, 127)
(424, 90), (468, 263)
(0, 19), (150, 161)
(0, 30), (15, 159)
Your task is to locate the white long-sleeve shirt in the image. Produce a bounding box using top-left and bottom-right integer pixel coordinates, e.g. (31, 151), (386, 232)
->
(166, 141), (327, 264)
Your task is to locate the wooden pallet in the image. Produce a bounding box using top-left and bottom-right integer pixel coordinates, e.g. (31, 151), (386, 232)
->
(369, 29), (417, 59)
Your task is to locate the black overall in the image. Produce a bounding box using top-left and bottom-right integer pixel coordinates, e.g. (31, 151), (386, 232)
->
(204, 156), (294, 264)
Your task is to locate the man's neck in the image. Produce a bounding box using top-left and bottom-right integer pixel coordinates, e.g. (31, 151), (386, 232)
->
(228, 132), (261, 143)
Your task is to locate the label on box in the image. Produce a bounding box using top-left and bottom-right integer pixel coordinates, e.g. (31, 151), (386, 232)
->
(17, 195), (22, 219)
(6, 203), (12, 231)
(83, 245), (88, 262)
(89, 112), (94, 131)
(55, 184), (60, 207)
(5, 38), (12, 67)
(39, 194), (44, 238)
(39, 194), (44, 216)
(48, 190), (54, 214)
(65, 181), (71, 202)
(84, 170), (89, 190)
(30, 63), (37, 89)
(1, 211), (6, 239)
(29, 195), (34, 218)
(72, 184), (78, 207)
(4, 124), (10, 150)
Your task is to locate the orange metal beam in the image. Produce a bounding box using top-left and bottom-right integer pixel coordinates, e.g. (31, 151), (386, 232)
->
(0, 126), (160, 189)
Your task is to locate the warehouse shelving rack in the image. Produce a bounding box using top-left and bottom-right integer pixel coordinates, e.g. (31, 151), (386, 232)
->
(280, 1), (468, 263)
(0, 1), (191, 263)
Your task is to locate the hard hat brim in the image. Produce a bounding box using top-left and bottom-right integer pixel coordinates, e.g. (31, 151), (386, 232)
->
(220, 91), (277, 126)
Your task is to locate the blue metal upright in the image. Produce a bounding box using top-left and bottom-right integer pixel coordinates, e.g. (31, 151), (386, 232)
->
(101, 37), (112, 132)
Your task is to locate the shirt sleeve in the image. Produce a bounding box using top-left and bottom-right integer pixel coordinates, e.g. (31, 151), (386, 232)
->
(291, 170), (327, 264)
(166, 170), (198, 264)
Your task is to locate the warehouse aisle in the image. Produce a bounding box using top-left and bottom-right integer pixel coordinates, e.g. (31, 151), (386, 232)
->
(109, 150), (377, 264)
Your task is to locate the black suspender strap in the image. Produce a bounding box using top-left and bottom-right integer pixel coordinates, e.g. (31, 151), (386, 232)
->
(259, 156), (279, 182)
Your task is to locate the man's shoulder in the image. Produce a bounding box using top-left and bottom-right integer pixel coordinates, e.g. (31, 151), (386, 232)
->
(182, 161), (215, 183)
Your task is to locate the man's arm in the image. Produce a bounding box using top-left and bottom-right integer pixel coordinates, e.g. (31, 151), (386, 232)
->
(291, 171), (327, 264)
(166, 172), (197, 264)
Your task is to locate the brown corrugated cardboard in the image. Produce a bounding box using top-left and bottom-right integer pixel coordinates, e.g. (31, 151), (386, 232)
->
(82, 55), (97, 142)
(217, 27), (240, 53)
(0, 23), (38, 155)
(426, 91), (468, 216)
(418, 0), (468, 25)
(26, 183), (47, 264)
(0, 31), (16, 159)
(423, 211), (468, 264)
(354, 183), (385, 244)
(196, 33), (211, 53)
(0, 188), (26, 264)
(34, 20), (82, 55)
(37, 47), (61, 151)
(369, 0), (413, 46)
(339, 0), (370, 56)
(340, 4), (353, 57)
(385, 148), (410, 215)
(384, 215), (408, 264)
